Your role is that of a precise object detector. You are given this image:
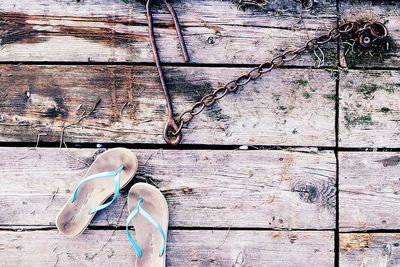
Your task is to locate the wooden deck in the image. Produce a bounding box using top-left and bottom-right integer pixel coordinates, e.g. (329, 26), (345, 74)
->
(0, 0), (399, 266)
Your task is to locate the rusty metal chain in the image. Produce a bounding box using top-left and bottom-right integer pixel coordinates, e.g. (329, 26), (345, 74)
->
(165, 21), (388, 144)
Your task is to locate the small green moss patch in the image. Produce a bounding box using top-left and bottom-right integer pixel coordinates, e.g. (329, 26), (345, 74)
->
(294, 79), (309, 87)
(344, 113), (373, 129)
(357, 83), (399, 99)
(302, 92), (311, 99)
(323, 94), (337, 101)
(233, 0), (269, 10)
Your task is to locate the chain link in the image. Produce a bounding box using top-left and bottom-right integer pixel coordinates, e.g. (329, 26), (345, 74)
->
(170, 21), (388, 137)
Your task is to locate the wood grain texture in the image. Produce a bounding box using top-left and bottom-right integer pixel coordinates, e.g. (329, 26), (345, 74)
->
(339, 0), (400, 69)
(339, 70), (400, 148)
(0, 65), (336, 146)
(0, 147), (336, 229)
(0, 0), (337, 65)
(339, 152), (400, 231)
(340, 233), (400, 267)
(0, 229), (334, 267)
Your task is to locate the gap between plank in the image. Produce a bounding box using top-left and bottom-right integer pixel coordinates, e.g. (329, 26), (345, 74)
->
(0, 61), (398, 71)
(334, 2), (340, 266)
(0, 142), (399, 152)
(0, 225), (335, 232)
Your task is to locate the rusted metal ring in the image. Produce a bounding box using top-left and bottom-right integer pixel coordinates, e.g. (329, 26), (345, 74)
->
(179, 110), (193, 123)
(295, 46), (307, 54)
(271, 55), (285, 66)
(328, 28), (341, 40)
(173, 120), (184, 134)
(213, 87), (228, 100)
(316, 34), (332, 45)
(190, 101), (206, 115)
(201, 93), (216, 106)
(258, 62), (274, 73)
(306, 39), (319, 50)
(235, 74), (252, 86)
(338, 22), (356, 33)
(248, 67), (262, 79)
(369, 22), (388, 38)
(225, 80), (239, 92)
(282, 49), (299, 62)
(163, 120), (182, 146)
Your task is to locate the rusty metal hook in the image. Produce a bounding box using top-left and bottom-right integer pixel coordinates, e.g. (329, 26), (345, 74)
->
(146, 0), (189, 145)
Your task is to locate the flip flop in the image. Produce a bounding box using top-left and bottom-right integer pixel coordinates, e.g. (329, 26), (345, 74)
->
(56, 148), (138, 237)
(126, 183), (169, 267)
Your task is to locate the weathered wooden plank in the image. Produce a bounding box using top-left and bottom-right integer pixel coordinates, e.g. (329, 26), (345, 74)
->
(0, 229), (334, 267)
(0, 0), (337, 65)
(339, 0), (400, 69)
(340, 233), (400, 267)
(339, 70), (400, 148)
(0, 147), (336, 229)
(0, 65), (336, 146)
(339, 152), (400, 231)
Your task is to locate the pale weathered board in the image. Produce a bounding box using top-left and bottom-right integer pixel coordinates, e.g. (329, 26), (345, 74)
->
(0, 229), (334, 267)
(340, 0), (400, 69)
(339, 70), (400, 148)
(0, 0), (337, 65)
(0, 65), (337, 146)
(339, 152), (400, 231)
(0, 147), (336, 229)
(340, 233), (400, 267)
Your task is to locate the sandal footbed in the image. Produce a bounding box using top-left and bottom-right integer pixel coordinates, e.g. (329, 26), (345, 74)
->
(56, 148), (138, 237)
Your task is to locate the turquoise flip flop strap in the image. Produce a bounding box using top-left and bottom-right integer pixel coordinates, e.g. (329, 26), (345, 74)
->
(126, 198), (167, 258)
(71, 165), (125, 214)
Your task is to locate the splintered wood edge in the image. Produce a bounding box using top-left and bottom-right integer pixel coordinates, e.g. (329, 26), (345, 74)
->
(340, 233), (400, 267)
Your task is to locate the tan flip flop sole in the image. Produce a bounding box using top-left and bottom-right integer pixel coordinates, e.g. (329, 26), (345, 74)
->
(127, 183), (169, 267)
(56, 148), (138, 237)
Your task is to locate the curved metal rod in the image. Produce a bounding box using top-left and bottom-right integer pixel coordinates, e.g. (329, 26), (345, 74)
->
(146, 0), (189, 145)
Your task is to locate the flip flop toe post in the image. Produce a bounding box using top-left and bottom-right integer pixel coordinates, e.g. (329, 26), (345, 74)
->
(56, 148), (138, 237)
